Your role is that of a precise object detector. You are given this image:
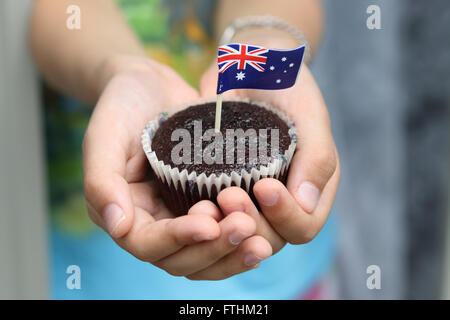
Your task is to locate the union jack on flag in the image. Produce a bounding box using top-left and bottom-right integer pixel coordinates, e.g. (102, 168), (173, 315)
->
(218, 44), (269, 73)
(216, 43), (306, 94)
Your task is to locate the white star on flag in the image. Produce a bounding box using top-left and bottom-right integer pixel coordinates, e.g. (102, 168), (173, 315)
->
(289, 63), (294, 67)
(281, 57), (287, 61)
(270, 66), (275, 70)
(276, 79), (281, 83)
(236, 71), (245, 80)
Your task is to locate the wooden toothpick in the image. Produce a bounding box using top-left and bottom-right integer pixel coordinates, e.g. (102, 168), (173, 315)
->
(215, 94), (222, 132)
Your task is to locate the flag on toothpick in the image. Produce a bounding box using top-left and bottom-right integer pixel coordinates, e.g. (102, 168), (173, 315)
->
(216, 43), (306, 94)
(214, 43), (305, 132)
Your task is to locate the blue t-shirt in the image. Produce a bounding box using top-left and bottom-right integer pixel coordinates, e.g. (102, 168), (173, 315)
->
(50, 213), (336, 299)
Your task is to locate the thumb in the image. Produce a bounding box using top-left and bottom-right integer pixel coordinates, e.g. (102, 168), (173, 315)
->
(285, 71), (338, 214)
(287, 138), (338, 214)
(83, 170), (134, 239)
(199, 63), (218, 97)
(82, 111), (134, 239)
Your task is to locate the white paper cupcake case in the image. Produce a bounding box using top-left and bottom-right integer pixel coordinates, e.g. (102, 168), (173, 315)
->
(141, 98), (297, 212)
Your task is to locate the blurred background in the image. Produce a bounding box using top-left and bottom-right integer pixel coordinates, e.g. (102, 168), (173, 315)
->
(0, 0), (449, 299)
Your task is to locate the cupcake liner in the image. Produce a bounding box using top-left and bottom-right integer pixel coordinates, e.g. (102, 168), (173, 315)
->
(141, 97), (297, 215)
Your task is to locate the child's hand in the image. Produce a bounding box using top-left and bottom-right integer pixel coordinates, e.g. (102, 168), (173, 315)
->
(82, 56), (271, 279)
(199, 61), (340, 255)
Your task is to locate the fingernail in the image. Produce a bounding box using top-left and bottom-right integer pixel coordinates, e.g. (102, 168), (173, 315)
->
(103, 203), (125, 236)
(227, 205), (245, 214)
(193, 234), (215, 242)
(229, 231), (249, 245)
(296, 182), (320, 213)
(257, 190), (279, 207)
(244, 254), (262, 267)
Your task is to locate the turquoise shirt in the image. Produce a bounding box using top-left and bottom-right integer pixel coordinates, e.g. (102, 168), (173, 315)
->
(50, 213), (336, 299)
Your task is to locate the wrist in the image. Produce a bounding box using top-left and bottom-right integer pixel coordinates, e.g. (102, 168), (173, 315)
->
(231, 27), (300, 50)
(94, 54), (162, 98)
(95, 54), (185, 112)
(218, 16), (312, 63)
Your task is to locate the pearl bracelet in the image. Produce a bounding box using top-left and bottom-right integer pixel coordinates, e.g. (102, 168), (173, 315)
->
(219, 15), (311, 64)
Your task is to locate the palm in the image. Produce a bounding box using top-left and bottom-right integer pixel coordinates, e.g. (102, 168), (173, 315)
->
(84, 62), (200, 226)
(83, 57), (338, 280)
(199, 62), (340, 249)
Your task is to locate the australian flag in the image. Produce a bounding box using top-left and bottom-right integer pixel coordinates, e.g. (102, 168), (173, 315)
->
(216, 43), (306, 94)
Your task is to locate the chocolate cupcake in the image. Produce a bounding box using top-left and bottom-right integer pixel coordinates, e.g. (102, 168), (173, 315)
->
(141, 99), (297, 216)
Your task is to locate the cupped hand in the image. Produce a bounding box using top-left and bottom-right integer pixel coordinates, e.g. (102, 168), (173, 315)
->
(199, 55), (340, 256)
(82, 55), (271, 279)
